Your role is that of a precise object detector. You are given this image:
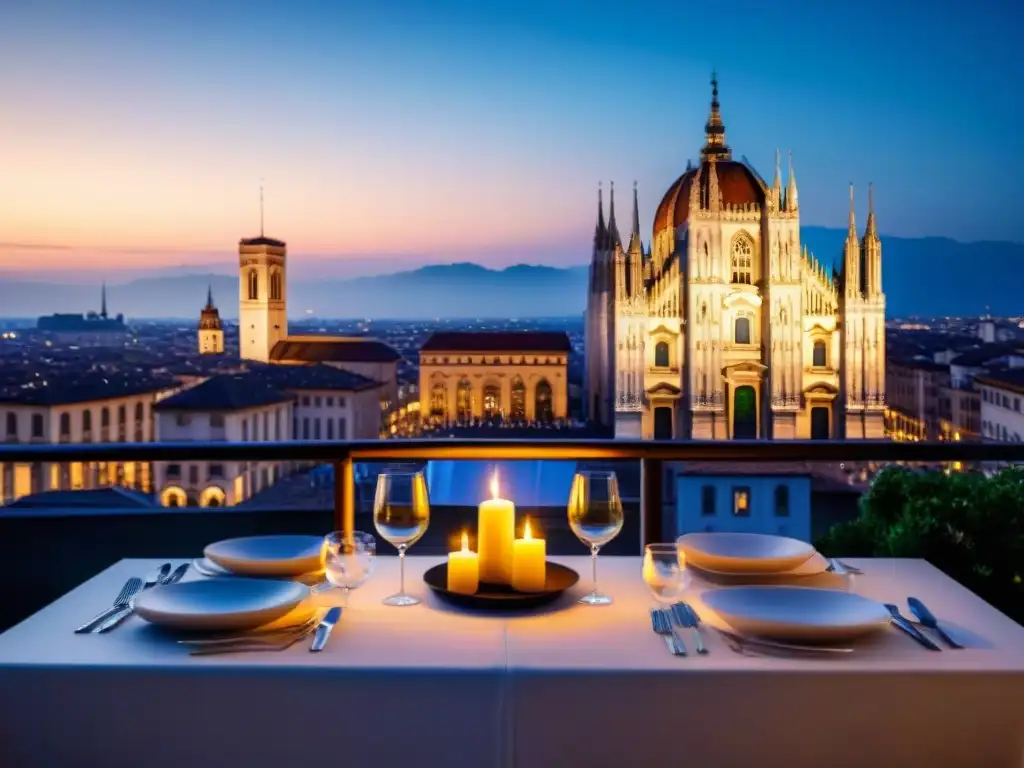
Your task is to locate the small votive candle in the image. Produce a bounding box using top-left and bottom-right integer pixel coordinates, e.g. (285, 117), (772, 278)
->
(447, 532), (480, 595)
(511, 518), (546, 593)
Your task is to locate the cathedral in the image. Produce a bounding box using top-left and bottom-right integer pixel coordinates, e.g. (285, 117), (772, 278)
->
(585, 76), (886, 441)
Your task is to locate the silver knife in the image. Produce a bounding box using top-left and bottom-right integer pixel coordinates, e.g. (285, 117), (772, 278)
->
(907, 597), (963, 649)
(75, 578), (143, 633)
(885, 604), (941, 651)
(310, 607), (342, 652)
(164, 563), (190, 585)
(96, 563), (186, 632)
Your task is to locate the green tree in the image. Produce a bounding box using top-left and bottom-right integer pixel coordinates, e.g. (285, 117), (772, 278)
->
(816, 465), (1024, 625)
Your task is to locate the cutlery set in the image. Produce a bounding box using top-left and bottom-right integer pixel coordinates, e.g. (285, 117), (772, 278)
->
(886, 599), (962, 651)
(75, 563), (186, 634)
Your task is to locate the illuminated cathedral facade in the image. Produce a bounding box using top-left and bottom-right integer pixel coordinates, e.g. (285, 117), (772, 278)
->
(585, 76), (886, 440)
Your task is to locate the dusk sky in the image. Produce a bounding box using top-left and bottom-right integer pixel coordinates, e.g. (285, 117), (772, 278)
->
(1, 0), (1021, 278)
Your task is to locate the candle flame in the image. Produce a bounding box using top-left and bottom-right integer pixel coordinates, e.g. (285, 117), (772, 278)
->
(461, 531), (469, 552)
(490, 469), (499, 500)
(524, 518), (532, 540)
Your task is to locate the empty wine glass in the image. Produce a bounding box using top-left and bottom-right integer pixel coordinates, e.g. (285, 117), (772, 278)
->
(568, 470), (624, 605)
(642, 543), (688, 605)
(317, 531), (376, 606)
(373, 470), (430, 606)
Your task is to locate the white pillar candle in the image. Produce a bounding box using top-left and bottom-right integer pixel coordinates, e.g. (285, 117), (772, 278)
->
(512, 518), (546, 593)
(478, 471), (514, 584)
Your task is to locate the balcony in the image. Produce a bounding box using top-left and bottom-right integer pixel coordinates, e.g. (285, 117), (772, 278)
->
(0, 438), (1021, 767)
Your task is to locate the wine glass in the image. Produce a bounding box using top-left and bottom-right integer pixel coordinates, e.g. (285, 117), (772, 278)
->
(373, 470), (430, 606)
(567, 470), (624, 605)
(642, 543), (688, 605)
(317, 531), (376, 606)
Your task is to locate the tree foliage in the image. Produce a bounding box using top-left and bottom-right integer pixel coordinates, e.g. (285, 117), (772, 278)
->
(816, 465), (1024, 625)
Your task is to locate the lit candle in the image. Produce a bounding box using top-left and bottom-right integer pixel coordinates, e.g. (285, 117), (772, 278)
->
(512, 518), (546, 593)
(447, 531), (480, 595)
(478, 470), (515, 584)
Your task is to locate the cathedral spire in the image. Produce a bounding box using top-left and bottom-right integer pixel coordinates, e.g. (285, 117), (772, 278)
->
(631, 181), (640, 241)
(593, 183), (607, 249)
(847, 183), (857, 236)
(700, 71), (732, 162)
(771, 149), (782, 209)
(205, 284), (215, 309)
(707, 158), (722, 213)
(865, 182), (878, 239)
(862, 182), (882, 296)
(607, 181), (622, 248)
(786, 151), (799, 211)
(843, 184), (861, 298)
(100, 282), (108, 319)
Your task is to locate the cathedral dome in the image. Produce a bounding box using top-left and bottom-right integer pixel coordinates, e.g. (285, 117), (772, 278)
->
(653, 161), (765, 237)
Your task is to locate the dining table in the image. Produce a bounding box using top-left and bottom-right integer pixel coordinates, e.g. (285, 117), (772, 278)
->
(0, 556), (1022, 768)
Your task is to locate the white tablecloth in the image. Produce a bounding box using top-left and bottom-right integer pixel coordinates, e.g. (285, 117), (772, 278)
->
(1, 556), (1022, 768)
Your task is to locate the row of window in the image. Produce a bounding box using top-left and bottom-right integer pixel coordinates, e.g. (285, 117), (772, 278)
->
(429, 379), (554, 422)
(981, 420), (1023, 442)
(699, 484), (790, 517)
(165, 463), (225, 484)
(246, 269), (283, 301)
(6, 405), (147, 440)
(298, 395), (347, 408)
(423, 356), (565, 366)
(982, 388), (1022, 412)
(296, 417), (348, 440)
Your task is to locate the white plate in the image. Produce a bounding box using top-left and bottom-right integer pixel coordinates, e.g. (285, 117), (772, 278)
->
(204, 535), (325, 578)
(692, 551), (830, 579)
(134, 578), (310, 631)
(677, 532), (816, 574)
(702, 586), (891, 643)
(192, 557), (326, 587)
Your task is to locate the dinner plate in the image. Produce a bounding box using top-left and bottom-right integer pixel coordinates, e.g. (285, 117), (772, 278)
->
(204, 535), (325, 578)
(191, 557), (326, 586)
(702, 586), (891, 643)
(134, 578), (310, 631)
(692, 551), (830, 579)
(677, 532), (816, 574)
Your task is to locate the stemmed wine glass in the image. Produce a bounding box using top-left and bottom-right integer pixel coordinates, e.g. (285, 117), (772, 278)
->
(642, 543), (688, 606)
(568, 470), (624, 605)
(373, 470), (430, 606)
(315, 531), (376, 606)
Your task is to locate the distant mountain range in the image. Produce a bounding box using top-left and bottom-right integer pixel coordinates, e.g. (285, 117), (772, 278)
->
(0, 227), (1020, 319)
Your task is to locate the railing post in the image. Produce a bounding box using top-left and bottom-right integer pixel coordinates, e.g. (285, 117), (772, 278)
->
(333, 453), (355, 542)
(640, 457), (664, 549)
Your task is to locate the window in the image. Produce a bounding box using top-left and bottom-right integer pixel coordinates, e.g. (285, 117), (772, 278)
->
(510, 377), (526, 420)
(82, 411), (92, 433)
(303, 418), (310, 439)
(338, 417), (347, 439)
(734, 317), (751, 345)
(210, 413), (225, 428)
(456, 378), (472, 422)
(241, 420), (248, 441)
(483, 384), (500, 418)
(338, 397), (346, 408)
(732, 487), (751, 516)
(654, 341), (670, 368)
(269, 270), (282, 301)
(774, 485), (790, 516)
(314, 419), (322, 440)
(314, 397), (322, 407)
(59, 412), (71, 436)
(135, 402), (144, 424)
(327, 419), (334, 439)
(118, 405), (126, 425)
(292, 417), (298, 438)
(188, 465), (199, 485)
(101, 407), (110, 427)
(701, 485), (716, 516)
(209, 464), (224, 478)
(167, 463), (181, 476)
(302, 396), (311, 406)
(274, 410), (281, 438)
(731, 236), (753, 284)
(31, 413), (43, 438)
(263, 413), (269, 439)
(247, 269), (259, 300)
(812, 341), (826, 367)
(4, 412), (15, 438)
(535, 379), (554, 423)
(326, 397), (334, 407)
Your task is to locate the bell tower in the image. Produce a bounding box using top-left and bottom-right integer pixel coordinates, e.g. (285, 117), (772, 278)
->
(238, 182), (287, 362)
(198, 285), (225, 355)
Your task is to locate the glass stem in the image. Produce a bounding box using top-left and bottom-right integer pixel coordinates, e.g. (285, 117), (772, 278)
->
(398, 544), (407, 595)
(590, 543), (600, 595)
(342, 587), (350, 608)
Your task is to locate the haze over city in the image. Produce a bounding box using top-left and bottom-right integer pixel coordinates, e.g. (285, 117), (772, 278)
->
(2, 0), (1022, 287)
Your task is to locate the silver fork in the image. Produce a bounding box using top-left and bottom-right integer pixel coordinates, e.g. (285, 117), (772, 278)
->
(75, 577), (143, 633)
(650, 609), (686, 656)
(184, 612), (326, 656)
(716, 628), (854, 657)
(95, 563), (174, 632)
(671, 602), (707, 654)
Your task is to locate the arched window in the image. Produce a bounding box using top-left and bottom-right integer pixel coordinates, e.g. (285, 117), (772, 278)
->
(483, 383), (501, 418)
(456, 378), (472, 422)
(812, 341), (827, 367)
(101, 407), (110, 428)
(734, 316), (751, 345)
(731, 236), (753, 284)
(269, 270), (282, 301)
(510, 377), (526, 420)
(774, 485), (790, 517)
(654, 341), (670, 368)
(82, 410), (92, 434)
(247, 269), (259, 300)
(430, 384), (447, 418)
(534, 379), (553, 423)
(135, 402), (144, 423)
(118, 405), (126, 425)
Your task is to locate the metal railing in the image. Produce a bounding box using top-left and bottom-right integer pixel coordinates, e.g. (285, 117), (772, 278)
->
(2, 439), (1023, 547)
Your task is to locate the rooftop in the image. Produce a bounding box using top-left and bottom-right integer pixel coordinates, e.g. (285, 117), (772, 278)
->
(269, 336), (402, 364)
(0, 375), (172, 406)
(248, 363), (380, 392)
(975, 369), (1024, 396)
(421, 331), (572, 353)
(154, 373), (294, 411)
(239, 235), (286, 248)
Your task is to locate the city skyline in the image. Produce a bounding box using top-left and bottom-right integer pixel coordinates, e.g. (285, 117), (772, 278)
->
(1, 0), (1022, 279)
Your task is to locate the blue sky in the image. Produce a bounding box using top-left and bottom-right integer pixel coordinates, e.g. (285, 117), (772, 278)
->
(0, 0), (1021, 277)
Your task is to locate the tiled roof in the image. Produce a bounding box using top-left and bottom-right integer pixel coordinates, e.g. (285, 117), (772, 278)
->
(248, 363), (380, 392)
(270, 336), (402, 364)
(4, 487), (157, 509)
(420, 331), (571, 353)
(0, 375), (172, 406)
(155, 373), (293, 411)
